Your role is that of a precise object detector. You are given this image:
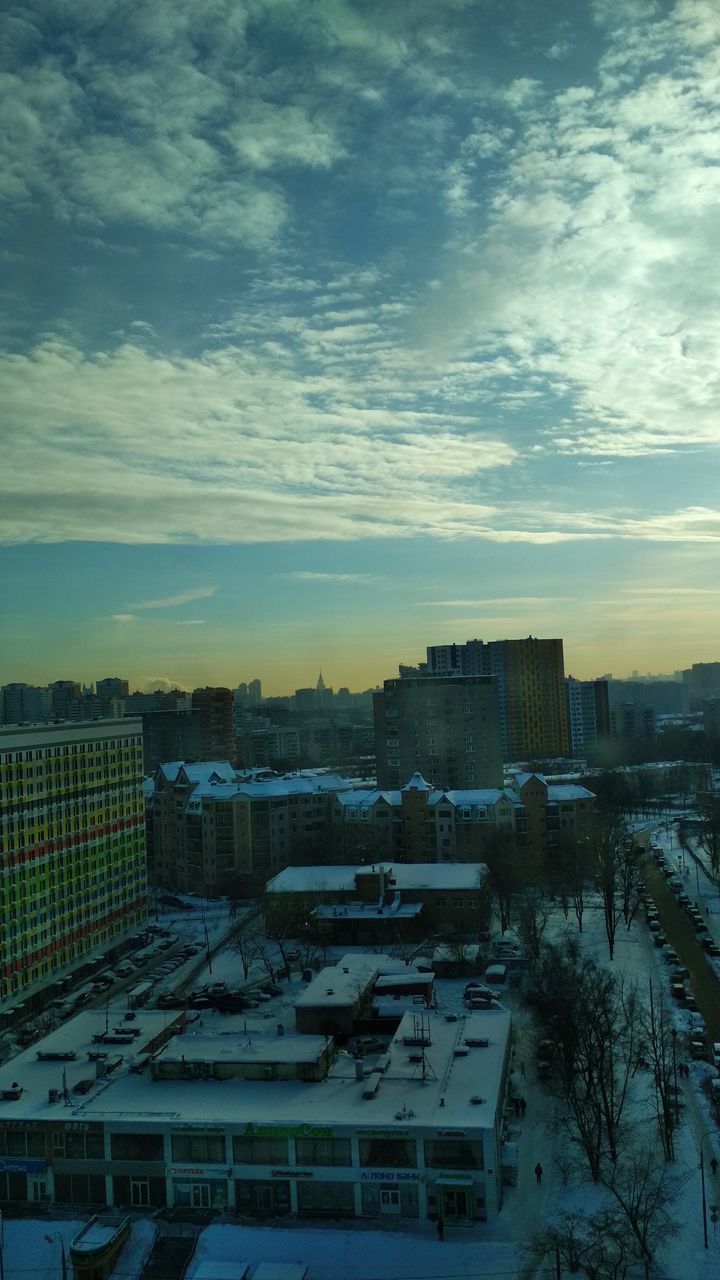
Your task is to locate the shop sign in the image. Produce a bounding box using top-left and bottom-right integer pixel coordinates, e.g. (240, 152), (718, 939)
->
(356, 1128), (408, 1139)
(360, 1170), (422, 1183)
(0, 1157), (46, 1174)
(169, 1167), (232, 1178)
(434, 1171), (473, 1182)
(271, 1169), (314, 1179)
(438, 1130), (466, 1138)
(242, 1122), (332, 1139)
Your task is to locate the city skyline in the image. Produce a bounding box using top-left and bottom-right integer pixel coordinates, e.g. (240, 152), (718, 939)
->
(3, 1), (720, 686)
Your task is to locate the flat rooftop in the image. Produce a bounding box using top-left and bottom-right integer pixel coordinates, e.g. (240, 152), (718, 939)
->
(0, 1006), (510, 1132)
(266, 864), (486, 893)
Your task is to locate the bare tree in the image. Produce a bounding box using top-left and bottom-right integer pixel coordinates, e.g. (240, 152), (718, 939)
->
(694, 792), (720, 876)
(530, 1209), (628, 1280)
(526, 946), (644, 1180)
(591, 811), (629, 960)
(639, 980), (679, 1160)
(601, 1144), (680, 1277)
(514, 888), (549, 962)
(230, 922), (259, 980)
(482, 826), (525, 933)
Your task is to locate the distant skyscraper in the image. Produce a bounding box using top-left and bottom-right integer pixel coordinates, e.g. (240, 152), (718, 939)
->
(96, 677), (129, 701)
(191, 687), (235, 760)
(48, 679), (82, 720)
(0, 683), (51, 725)
(565, 676), (610, 755)
(248, 678), (263, 706)
(426, 637), (569, 760)
(374, 675), (503, 790)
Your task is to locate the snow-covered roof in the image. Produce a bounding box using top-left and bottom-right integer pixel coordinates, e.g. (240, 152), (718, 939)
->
(428, 788), (523, 807)
(512, 772), (547, 789)
(335, 788), (400, 808)
(156, 1032), (328, 1066)
(546, 784), (594, 801)
(312, 901), (424, 922)
(154, 761), (185, 781)
(295, 957), (380, 1008)
(266, 863), (486, 894)
(0, 1006), (510, 1131)
(401, 772), (433, 791)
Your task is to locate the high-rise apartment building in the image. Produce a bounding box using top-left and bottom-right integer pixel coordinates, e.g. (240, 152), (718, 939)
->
(96, 677), (130, 701)
(373, 675), (503, 790)
(0, 720), (147, 1004)
(191, 687), (235, 761)
(0, 683), (52, 725)
(565, 677), (611, 755)
(426, 637), (569, 760)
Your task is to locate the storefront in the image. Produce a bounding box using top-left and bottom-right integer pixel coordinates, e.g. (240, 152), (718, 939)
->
(360, 1171), (421, 1218)
(433, 1174), (477, 1221)
(169, 1166), (231, 1211)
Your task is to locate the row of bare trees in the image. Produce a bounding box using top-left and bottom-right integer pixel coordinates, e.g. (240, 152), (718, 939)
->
(526, 943), (682, 1277)
(480, 809), (641, 962)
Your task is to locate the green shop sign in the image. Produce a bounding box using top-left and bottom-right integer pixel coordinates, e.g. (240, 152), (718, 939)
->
(242, 1122), (332, 1139)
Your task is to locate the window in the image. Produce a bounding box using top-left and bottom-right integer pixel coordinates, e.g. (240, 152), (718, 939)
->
(51, 1131), (104, 1160)
(171, 1133), (226, 1163)
(295, 1136), (352, 1166)
(54, 1173), (106, 1205)
(359, 1137), (417, 1167)
(296, 1180), (355, 1217)
(110, 1132), (164, 1161)
(233, 1135), (289, 1164)
(424, 1139), (484, 1169)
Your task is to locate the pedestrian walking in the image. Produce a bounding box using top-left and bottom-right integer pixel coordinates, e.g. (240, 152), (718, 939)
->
(534, 1162), (543, 1184)
(520, 1096), (527, 1117)
(436, 1216), (445, 1241)
(711, 1157), (719, 1176)
(514, 1096), (521, 1116)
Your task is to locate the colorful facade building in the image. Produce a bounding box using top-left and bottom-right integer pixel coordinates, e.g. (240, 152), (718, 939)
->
(0, 720), (148, 1006)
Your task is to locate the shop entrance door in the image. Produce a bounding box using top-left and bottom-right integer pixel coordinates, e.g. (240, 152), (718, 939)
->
(380, 1188), (401, 1215)
(441, 1186), (469, 1219)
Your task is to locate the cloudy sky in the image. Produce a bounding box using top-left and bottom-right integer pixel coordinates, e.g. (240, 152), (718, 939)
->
(3, 0), (720, 693)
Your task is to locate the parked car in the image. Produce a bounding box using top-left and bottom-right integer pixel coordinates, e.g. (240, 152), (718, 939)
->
(670, 982), (686, 1002)
(653, 933), (667, 948)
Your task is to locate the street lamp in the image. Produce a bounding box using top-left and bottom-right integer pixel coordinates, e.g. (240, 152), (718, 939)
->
(45, 1233), (67, 1280)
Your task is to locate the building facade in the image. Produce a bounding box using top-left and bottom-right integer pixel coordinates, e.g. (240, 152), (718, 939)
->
(565, 677), (611, 756)
(264, 862), (489, 944)
(426, 638), (569, 761)
(0, 1006), (512, 1225)
(374, 676), (503, 791)
(0, 720), (148, 1006)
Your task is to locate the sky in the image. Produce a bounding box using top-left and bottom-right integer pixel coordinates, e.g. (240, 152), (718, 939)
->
(2, 0), (720, 695)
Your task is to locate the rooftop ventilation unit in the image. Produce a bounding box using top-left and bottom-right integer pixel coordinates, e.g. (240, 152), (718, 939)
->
(362, 1074), (382, 1099)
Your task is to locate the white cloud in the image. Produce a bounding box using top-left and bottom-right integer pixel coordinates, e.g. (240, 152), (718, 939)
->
(129, 587), (217, 610)
(108, 613), (138, 623)
(429, 5), (720, 460)
(288, 571), (379, 583)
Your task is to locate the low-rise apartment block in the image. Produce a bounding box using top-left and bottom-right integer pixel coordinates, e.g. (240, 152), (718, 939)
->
(0, 1003), (512, 1224)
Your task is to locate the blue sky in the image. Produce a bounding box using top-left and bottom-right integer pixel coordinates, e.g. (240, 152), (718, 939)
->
(2, 0), (720, 693)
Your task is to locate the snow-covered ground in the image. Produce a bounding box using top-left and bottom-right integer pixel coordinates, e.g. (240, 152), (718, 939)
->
(3, 841), (720, 1280)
